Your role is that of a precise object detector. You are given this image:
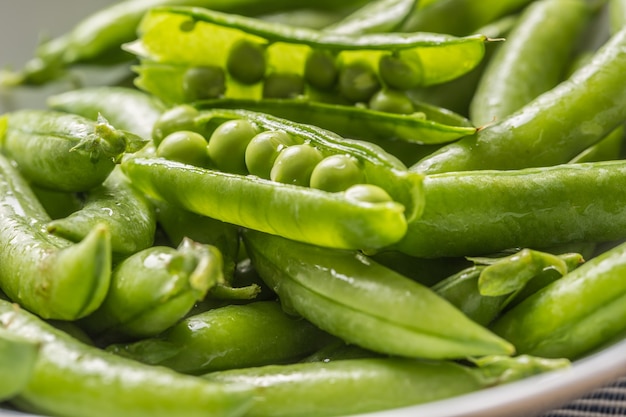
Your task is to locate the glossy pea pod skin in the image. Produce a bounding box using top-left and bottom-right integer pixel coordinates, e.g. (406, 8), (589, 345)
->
(203, 355), (570, 417)
(0, 299), (252, 417)
(395, 161), (626, 258)
(128, 6), (489, 104)
(0, 110), (148, 192)
(107, 301), (335, 374)
(469, 0), (592, 126)
(0, 153), (112, 321)
(0, 327), (39, 401)
(243, 230), (514, 359)
(46, 167), (157, 258)
(413, 26), (626, 174)
(491, 240), (626, 360)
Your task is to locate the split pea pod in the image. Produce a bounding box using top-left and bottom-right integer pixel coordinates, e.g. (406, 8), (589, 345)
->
(0, 110), (148, 192)
(243, 229), (514, 359)
(395, 160), (626, 258)
(0, 299), (252, 417)
(0, 153), (111, 320)
(107, 301), (334, 374)
(0, 327), (39, 401)
(413, 26), (626, 174)
(203, 355), (569, 417)
(491, 240), (626, 360)
(127, 6), (490, 105)
(469, 0), (592, 126)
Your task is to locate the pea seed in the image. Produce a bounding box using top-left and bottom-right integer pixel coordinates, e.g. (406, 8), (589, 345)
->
(262, 73), (305, 99)
(378, 53), (423, 90)
(227, 39), (267, 84)
(270, 144), (324, 186)
(245, 130), (297, 179)
(182, 66), (226, 101)
(152, 105), (200, 146)
(304, 50), (338, 91)
(338, 60), (381, 103)
(310, 154), (364, 192)
(157, 131), (209, 167)
(368, 89), (415, 114)
(208, 119), (260, 174)
(345, 184), (393, 204)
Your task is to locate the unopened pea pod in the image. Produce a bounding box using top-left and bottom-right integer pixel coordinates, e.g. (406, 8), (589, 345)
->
(323, 0), (418, 34)
(46, 167), (157, 258)
(469, 0), (592, 126)
(243, 230), (514, 359)
(0, 328), (39, 401)
(47, 86), (167, 139)
(107, 301), (334, 374)
(195, 97), (476, 145)
(395, 160), (626, 258)
(122, 157), (408, 251)
(568, 124), (625, 163)
(491, 240), (626, 360)
(203, 355), (569, 417)
(129, 7), (490, 103)
(79, 238), (223, 344)
(0, 110), (148, 192)
(0, 153), (111, 320)
(413, 26), (626, 174)
(0, 299), (253, 417)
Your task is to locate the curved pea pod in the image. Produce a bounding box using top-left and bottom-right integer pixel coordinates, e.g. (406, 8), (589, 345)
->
(0, 110), (148, 192)
(0, 153), (111, 320)
(107, 301), (334, 374)
(127, 7), (490, 103)
(243, 230), (514, 359)
(79, 238), (223, 343)
(413, 26), (626, 174)
(0, 299), (253, 417)
(323, 0), (418, 34)
(395, 160), (626, 258)
(46, 167), (157, 258)
(203, 355), (569, 417)
(491, 240), (626, 360)
(47, 86), (167, 139)
(0, 327), (39, 401)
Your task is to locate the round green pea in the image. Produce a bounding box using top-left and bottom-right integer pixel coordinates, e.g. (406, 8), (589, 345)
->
(368, 89), (415, 114)
(245, 130), (297, 179)
(262, 73), (305, 99)
(270, 144), (324, 186)
(157, 130), (209, 167)
(310, 154), (364, 192)
(152, 105), (200, 146)
(227, 39), (267, 84)
(304, 50), (338, 91)
(344, 184), (393, 204)
(338, 60), (381, 103)
(182, 66), (226, 101)
(208, 119), (260, 174)
(378, 53), (423, 90)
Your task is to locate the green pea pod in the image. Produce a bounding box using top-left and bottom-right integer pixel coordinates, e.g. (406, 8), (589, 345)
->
(46, 167), (157, 258)
(243, 230), (514, 359)
(195, 97), (476, 145)
(107, 301), (334, 374)
(491, 240), (626, 360)
(0, 327), (39, 401)
(203, 355), (569, 417)
(79, 238), (223, 343)
(47, 86), (167, 139)
(323, 0), (418, 34)
(0, 110), (148, 192)
(610, 0), (626, 33)
(469, 0), (592, 126)
(396, 160), (626, 258)
(568, 124), (625, 163)
(31, 185), (83, 220)
(413, 26), (626, 174)
(0, 299), (253, 417)
(0, 153), (111, 320)
(127, 7), (489, 103)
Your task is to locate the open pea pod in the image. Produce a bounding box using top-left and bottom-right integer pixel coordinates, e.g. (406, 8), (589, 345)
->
(127, 7), (489, 105)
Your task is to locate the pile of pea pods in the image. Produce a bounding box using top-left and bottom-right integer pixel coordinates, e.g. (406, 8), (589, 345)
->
(1, 0), (626, 416)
